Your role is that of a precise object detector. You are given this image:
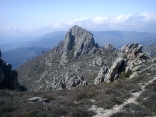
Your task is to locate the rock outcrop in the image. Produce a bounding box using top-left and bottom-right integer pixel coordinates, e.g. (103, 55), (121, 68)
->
(93, 57), (104, 66)
(27, 97), (50, 103)
(106, 57), (126, 82)
(94, 43), (149, 84)
(94, 67), (108, 84)
(47, 73), (88, 90)
(119, 43), (147, 60)
(0, 50), (20, 90)
(61, 25), (96, 64)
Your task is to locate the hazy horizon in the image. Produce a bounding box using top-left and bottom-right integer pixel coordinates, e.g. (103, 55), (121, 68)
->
(0, 0), (156, 44)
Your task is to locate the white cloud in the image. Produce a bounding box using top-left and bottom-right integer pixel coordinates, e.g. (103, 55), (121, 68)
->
(2, 12), (156, 35)
(6, 25), (17, 30)
(48, 12), (156, 33)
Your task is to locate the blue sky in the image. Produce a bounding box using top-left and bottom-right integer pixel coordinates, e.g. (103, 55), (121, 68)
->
(0, 0), (156, 37)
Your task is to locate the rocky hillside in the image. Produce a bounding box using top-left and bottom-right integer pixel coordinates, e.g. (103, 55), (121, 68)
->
(1, 44), (156, 117)
(1, 25), (156, 117)
(17, 25), (118, 91)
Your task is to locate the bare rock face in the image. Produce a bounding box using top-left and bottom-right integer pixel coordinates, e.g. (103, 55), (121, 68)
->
(61, 25), (96, 64)
(0, 51), (20, 90)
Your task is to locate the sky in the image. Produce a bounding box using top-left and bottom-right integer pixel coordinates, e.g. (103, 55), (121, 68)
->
(0, 0), (156, 38)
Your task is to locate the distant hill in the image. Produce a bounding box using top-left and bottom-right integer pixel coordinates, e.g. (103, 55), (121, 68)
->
(22, 31), (66, 49)
(0, 31), (66, 52)
(1, 47), (49, 68)
(92, 31), (156, 48)
(143, 44), (156, 58)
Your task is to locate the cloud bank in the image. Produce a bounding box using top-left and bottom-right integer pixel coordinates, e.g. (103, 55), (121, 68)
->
(50, 12), (156, 33)
(1, 12), (156, 36)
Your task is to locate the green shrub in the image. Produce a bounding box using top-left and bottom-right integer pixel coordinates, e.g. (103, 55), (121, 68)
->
(119, 71), (132, 78)
(75, 90), (99, 101)
(111, 112), (133, 117)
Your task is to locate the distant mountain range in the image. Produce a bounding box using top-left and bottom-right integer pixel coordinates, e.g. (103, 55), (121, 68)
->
(143, 44), (156, 58)
(1, 30), (156, 68)
(91, 31), (156, 48)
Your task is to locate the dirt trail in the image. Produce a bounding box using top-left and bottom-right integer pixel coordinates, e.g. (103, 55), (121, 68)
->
(90, 77), (156, 117)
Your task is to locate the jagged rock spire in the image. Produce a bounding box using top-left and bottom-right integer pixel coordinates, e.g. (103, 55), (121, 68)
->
(61, 25), (96, 64)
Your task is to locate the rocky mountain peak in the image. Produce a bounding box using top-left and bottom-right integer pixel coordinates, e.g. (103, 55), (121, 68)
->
(61, 25), (96, 64)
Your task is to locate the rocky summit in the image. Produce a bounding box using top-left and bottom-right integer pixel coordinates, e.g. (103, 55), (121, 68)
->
(17, 25), (117, 91)
(61, 25), (96, 64)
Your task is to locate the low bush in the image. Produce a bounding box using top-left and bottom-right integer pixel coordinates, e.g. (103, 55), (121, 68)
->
(69, 108), (95, 117)
(119, 71), (132, 78)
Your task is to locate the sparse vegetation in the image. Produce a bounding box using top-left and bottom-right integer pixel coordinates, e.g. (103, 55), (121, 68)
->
(119, 71), (132, 78)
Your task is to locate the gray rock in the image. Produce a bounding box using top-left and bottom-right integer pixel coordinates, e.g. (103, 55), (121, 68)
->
(27, 97), (50, 103)
(93, 57), (103, 66)
(105, 43), (115, 50)
(27, 97), (42, 102)
(51, 74), (88, 90)
(133, 65), (144, 72)
(106, 58), (126, 82)
(119, 43), (146, 60)
(61, 25), (95, 64)
(129, 72), (138, 79)
(94, 67), (108, 84)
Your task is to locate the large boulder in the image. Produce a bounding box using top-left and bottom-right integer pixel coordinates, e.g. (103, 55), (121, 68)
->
(94, 58), (126, 84)
(106, 58), (126, 82)
(94, 67), (108, 84)
(61, 25), (96, 64)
